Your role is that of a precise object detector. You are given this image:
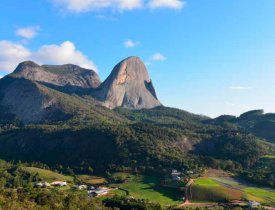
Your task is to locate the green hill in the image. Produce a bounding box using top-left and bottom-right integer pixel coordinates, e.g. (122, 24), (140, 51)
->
(210, 110), (275, 144)
(22, 167), (73, 182)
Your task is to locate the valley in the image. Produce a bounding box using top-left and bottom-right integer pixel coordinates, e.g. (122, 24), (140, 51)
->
(1, 159), (274, 209)
(1, 0), (275, 209)
(0, 58), (274, 209)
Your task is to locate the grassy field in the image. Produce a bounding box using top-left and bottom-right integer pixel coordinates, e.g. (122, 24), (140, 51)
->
(194, 178), (220, 186)
(110, 174), (183, 206)
(262, 155), (275, 159)
(191, 178), (243, 202)
(204, 176), (275, 207)
(244, 187), (275, 206)
(22, 167), (73, 182)
(77, 175), (106, 185)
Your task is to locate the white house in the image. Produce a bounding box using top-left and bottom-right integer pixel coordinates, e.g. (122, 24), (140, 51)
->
(171, 170), (182, 181)
(88, 188), (109, 197)
(171, 170), (181, 176)
(51, 181), (67, 187)
(34, 182), (51, 188)
(248, 200), (260, 208)
(75, 185), (87, 190)
(34, 182), (43, 188)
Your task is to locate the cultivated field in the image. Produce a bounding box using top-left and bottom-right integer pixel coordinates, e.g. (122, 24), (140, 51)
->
(191, 178), (243, 202)
(110, 174), (183, 205)
(191, 169), (275, 207)
(77, 175), (106, 185)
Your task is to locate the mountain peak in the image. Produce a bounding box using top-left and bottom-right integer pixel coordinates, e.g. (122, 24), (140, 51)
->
(18, 60), (40, 67)
(14, 61), (41, 73)
(11, 61), (101, 89)
(95, 56), (161, 109)
(109, 56), (149, 85)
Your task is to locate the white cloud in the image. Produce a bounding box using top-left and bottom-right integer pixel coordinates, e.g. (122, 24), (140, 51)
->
(230, 86), (252, 90)
(124, 39), (139, 48)
(33, 41), (97, 71)
(52, 0), (143, 13)
(0, 76), (3, 79)
(16, 26), (40, 39)
(119, 0), (143, 10)
(148, 0), (185, 9)
(150, 53), (167, 61)
(0, 40), (97, 72)
(51, 0), (185, 13)
(0, 41), (31, 72)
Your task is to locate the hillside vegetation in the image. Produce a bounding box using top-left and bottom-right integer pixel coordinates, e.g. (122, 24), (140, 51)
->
(0, 61), (274, 192)
(22, 167), (73, 182)
(0, 105), (274, 186)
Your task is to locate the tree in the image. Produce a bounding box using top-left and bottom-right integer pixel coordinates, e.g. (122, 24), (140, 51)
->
(13, 176), (21, 188)
(0, 177), (6, 189)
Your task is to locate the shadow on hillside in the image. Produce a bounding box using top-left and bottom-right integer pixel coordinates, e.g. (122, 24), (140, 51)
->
(38, 81), (96, 95)
(141, 175), (183, 202)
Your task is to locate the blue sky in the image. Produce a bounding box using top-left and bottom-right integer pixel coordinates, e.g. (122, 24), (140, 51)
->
(0, 0), (275, 117)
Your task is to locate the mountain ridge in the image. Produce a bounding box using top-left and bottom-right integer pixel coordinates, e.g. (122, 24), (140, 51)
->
(0, 56), (161, 123)
(0, 57), (274, 189)
(12, 61), (101, 89)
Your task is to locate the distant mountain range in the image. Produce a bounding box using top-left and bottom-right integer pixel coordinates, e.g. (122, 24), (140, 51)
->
(209, 109), (275, 144)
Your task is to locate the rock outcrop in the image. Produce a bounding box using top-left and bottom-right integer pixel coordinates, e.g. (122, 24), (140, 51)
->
(0, 56), (161, 123)
(95, 56), (161, 109)
(12, 61), (101, 89)
(0, 77), (71, 123)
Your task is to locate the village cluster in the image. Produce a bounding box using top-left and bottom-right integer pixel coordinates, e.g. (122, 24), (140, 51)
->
(33, 171), (263, 208)
(162, 169), (197, 188)
(34, 181), (111, 197)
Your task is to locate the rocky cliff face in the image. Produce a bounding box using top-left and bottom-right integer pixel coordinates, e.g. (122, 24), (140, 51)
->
(95, 56), (161, 109)
(0, 77), (72, 123)
(12, 61), (101, 89)
(0, 57), (161, 123)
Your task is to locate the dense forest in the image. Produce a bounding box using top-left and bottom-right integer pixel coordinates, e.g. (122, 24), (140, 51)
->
(0, 105), (274, 188)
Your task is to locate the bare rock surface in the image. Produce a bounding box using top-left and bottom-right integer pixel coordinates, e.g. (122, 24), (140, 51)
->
(0, 56), (161, 123)
(0, 78), (68, 123)
(12, 61), (101, 89)
(95, 56), (161, 109)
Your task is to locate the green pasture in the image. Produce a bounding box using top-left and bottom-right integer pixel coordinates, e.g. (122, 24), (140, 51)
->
(110, 174), (183, 205)
(22, 167), (73, 182)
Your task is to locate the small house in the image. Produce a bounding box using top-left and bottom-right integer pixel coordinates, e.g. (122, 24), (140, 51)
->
(77, 185), (87, 190)
(34, 182), (43, 188)
(171, 170), (181, 176)
(248, 200), (260, 208)
(88, 188), (109, 197)
(171, 170), (182, 181)
(51, 181), (67, 187)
